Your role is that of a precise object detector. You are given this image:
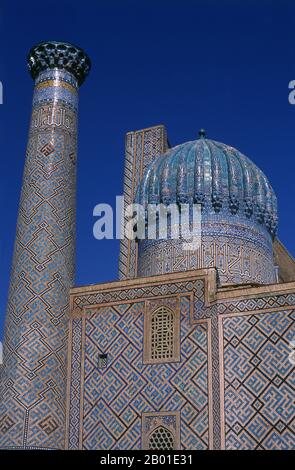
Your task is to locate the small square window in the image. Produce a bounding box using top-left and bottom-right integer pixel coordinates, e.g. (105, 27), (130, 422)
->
(98, 353), (108, 369)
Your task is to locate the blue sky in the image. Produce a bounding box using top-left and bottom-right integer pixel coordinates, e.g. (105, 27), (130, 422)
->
(1, 0), (295, 338)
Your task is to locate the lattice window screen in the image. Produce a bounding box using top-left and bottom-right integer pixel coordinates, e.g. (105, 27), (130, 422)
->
(149, 426), (175, 450)
(151, 307), (174, 360)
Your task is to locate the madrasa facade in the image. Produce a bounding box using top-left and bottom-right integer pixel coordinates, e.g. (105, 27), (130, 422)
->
(0, 41), (294, 451)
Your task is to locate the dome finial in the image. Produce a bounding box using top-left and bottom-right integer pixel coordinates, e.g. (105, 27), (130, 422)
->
(199, 128), (206, 139)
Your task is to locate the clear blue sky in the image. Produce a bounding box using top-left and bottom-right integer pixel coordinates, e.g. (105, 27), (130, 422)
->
(1, 0), (295, 338)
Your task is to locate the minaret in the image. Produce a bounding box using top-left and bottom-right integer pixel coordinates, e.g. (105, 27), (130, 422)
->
(0, 41), (90, 449)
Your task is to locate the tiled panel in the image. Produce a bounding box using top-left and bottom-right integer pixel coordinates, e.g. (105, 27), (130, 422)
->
(82, 298), (209, 449)
(221, 309), (295, 449)
(118, 125), (169, 280)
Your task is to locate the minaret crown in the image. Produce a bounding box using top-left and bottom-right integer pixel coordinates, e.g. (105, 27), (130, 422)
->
(28, 41), (91, 86)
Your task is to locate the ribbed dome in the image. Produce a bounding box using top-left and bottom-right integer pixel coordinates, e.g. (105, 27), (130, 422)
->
(136, 137), (278, 238)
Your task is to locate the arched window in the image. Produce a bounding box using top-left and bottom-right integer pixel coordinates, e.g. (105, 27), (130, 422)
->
(144, 302), (180, 364)
(149, 426), (175, 450)
(151, 306), (174, 361)
(142, 412), (180, 450)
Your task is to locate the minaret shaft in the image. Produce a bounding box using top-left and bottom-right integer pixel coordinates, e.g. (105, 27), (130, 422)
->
(0, 43), (90, 449)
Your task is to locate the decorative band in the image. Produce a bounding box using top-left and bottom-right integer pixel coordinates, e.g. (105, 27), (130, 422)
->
(35, 80), (77, 94)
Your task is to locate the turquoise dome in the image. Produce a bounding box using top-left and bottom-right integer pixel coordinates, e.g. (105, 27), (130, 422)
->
(136, 136), (278, 237)
(136, 135), (278, 285)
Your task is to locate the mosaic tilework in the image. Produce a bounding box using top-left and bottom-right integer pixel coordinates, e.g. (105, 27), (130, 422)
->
(28, 41), (91, 86)
(221, 309), (295, 449)
(67, 272), (220, 449)
(136, 136), (277, 285)
(3, 39), (294, 453)
(71, 275), (209, 316)
(118, 126), (169, 280)
(0, 42), (89, 449)
(33, 69), (79, 110)
(68, 271), (295, 449)
(69, 272), (220, 450)
(82, 298), (209, 449)
(137, 138), (278, 237)
(138, 227), (276, 285)
(67, 319), (82, 449)
(218, 291), (295, 314)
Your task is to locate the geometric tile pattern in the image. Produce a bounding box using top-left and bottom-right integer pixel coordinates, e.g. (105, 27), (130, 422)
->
(68, 296), (210, 449)
(138, 229), (276, 286)
(218, 293), (295, 314)
(72, 276), (207, 317)
(6, 42), (294, 453)
(221, 309), (295, 449)
(118, 125), (169, 280)
(0, 62), (84, 449)
(69, 272), (295, 450)
(83, 298), (209, 449)
(67, 319), (82, 450)
(69, 272), (224, 449)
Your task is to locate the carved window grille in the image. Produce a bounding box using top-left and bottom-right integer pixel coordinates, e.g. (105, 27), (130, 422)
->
(149, 426), (175, 450)
(144, 301), (180, 364)
(142, 412), (180, 450)
(151, 306), (174, 361)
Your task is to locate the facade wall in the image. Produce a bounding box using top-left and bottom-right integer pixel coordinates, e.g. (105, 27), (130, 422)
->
(67, 270), (295, 450)
(218, 293), (295, 449)
(67, 271), (216, 449)
(83, 300), (209, 449)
